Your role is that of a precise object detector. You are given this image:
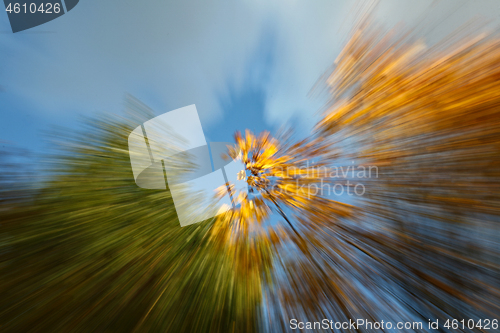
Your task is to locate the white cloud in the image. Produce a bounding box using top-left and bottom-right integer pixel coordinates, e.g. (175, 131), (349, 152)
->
(1, 1), (268, 125)
(2, 0), (500, 136)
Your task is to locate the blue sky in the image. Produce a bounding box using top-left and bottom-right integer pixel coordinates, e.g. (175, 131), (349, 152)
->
(1, 0), (499, 156)
(0, 0), (341, 154)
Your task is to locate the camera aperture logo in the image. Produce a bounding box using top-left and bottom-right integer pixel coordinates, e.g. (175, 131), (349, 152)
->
(3, 0), (79, 33)
(128, 105), (247, 227)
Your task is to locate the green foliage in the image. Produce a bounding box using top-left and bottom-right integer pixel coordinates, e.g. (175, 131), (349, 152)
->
(0, 97), (268, 333)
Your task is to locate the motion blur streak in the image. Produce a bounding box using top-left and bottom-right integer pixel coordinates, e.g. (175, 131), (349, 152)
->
(0, 96), (268, 332)
(310, 16), (500, 329)
(212, 15), (500, 332)
(1, 11), (500, 333)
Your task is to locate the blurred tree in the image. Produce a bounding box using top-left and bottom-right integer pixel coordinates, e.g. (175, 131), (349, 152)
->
(316, 17), (500, 326)
(0, 96), (271, 333)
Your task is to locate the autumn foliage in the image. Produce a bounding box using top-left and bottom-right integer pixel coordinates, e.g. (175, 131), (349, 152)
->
(1, 14), (500, 333)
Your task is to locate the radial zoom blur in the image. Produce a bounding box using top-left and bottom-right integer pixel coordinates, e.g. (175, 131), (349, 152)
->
(211, 15), (500, 331)
(1, 14), (500, 333)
